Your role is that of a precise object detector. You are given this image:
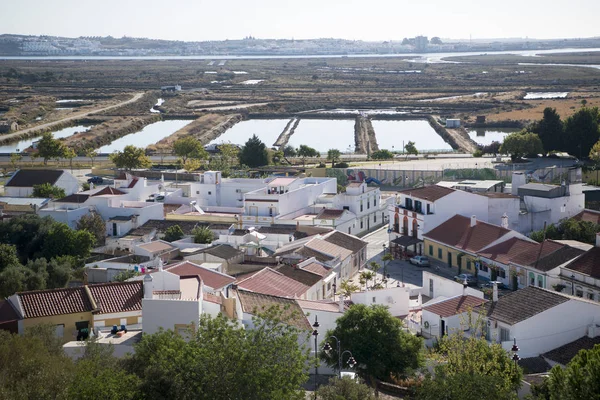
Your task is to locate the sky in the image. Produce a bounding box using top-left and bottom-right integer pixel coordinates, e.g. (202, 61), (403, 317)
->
(1, 0), (599, 42)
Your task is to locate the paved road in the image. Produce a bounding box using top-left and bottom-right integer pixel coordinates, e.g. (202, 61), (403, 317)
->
(0, 92), (145, 142)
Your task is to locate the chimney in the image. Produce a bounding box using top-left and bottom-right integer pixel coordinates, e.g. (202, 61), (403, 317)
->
(492, 281), (498, 303)
(596, 233), (600, 248)
(143, 274), (153, 299)
(511, 172), (526, 196)
(339, 294), (345, 313)
(470, 215), (477, 227)
(463, 279), (468, 297)
(501, 213), (509, 229)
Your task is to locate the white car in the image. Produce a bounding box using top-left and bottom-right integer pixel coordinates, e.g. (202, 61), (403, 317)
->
(409, 256), (430, 267)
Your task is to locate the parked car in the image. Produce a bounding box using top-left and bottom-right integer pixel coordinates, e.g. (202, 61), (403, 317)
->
(454, 273), (477, 286)
(409, 256), (430, 267)
(87, 176), (103, 184)
(480, 281), (506, 290)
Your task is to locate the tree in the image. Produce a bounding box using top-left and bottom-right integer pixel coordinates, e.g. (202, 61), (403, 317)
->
(76, 213), (106, 246)
(10, 152), (22, 170)
(482, 141), (502, 156)
(297, 144), (319, 167)
(239, 134), (269, 168)
(359, 270), (375, 290)
(530, 107), (564, 153)
(430, 37), (443, 45)
(545, 343), (600, 400)
(36, 132), (65, 165)
(109, 145), (151, 170)
(382, 252), (394, 278)
(113, 269), (140, 282)
(563, 106), (600, 159)
(32, 183), (66, 199)
(283, 145), (297, 158)
(500, 131), (543, 161)
(173, 136), (207, 163)
(126, 309), (310, 400)
(67, 340), (140, 400)
(369, 261), (381, 285)
(85, 148), (98, 167)
(339, 279), (360, 297)
(371, 149), (394, 160)
(327, 149), (341, 168)
(29, 151), (39, 166)
(42, 223), (95, 259)
(417, 316), (522, 400)
(317, 376), (375, 400)
(0, 243), (21, 272)
(182, 158), (202, 172)
(271, 149), (285, 165)
(163, 225), (185, 242)
(323, 304), (423, 390)
(63, 147), (76, 173)
(589, 139), (600, 162)
(404, 141), (418, 156)
(192, 225), (214, 244)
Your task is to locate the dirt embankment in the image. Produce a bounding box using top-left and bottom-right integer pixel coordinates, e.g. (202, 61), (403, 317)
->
(354, 115), (379, 154)
(148, 113), (243, 152)
(274, 118), (299, 147)
(63, 115), (161, 153)
(427, 116), (478, 153)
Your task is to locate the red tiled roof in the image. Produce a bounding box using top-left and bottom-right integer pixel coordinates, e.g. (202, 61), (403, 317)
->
(296, 299), (344, 313)
(424, 215), (512, 253)
(91, 186), (126, 196)
(127, 178), (139, 189)
(18, 287), (93, 318)
(399, 185), (455, 202)
(87, 281), (143, 314)
(301, 262), (331, 277)
(572, 209), (600, 224)
(306, 238), (353, 260)
(203, 293), (222, 305)
(424, 295), (487, 318)
(316, 209), (345, 220)
(564, 247), (600, 279)
(166, 261), (235, 290)
(237, 268), (310, 298)
(478, 238), (563, 267)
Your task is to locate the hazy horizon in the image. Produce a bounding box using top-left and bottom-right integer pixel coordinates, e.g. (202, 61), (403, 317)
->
(2, 0), (599, 42)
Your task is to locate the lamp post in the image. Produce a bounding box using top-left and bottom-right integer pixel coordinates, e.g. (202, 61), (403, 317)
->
(511, 338), (520, 397)
(323, 336), (357, 378)
(312, 316), (320, 399)
(382, 243), (388, 278)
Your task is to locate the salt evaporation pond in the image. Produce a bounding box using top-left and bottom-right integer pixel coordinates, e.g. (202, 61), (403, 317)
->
(287, 120), (356, 153)
(468, 128), (520, 146)
(98, 120), (192, 153)
(372, 120), (452, 151)
(524, 92), (568, 100)
(209, 119), (290, 147)
(0, 125), (93, 153)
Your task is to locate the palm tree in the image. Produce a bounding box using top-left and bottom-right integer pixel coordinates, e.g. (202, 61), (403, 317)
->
(360, 271), (375, 290)
(339, 279), (359, 297)
(369, 261), (381, 284)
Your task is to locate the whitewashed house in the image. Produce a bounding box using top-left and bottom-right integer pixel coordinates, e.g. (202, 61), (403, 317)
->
(5, 169), (79, 197)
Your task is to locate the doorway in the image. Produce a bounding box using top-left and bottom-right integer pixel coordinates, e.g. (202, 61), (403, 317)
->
(447, 252), (452, 267)
(112, 223), (117, 236)
(441, 319), (446, 337)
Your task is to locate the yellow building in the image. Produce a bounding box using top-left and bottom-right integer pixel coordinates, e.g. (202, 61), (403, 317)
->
(423, 214), (521, 275)
(6, 281), (143, 341)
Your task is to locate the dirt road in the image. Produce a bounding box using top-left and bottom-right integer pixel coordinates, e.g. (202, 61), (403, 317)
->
(0, 92), (145, 141)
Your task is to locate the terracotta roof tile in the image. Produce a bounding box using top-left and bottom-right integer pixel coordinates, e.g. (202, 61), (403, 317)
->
(18, 287), (93, 318)
(424, 295), (487, 318)
(476, 286), (569, 325)
(571, 209), (600, 224)
(543, 336), (600, 365)
(91, 186), (126, 196)
(306, 238), (353, 260)
(274, 264), (322, 287)
(87, 281), (143, 314)
(236, 289), (311, 330)
(316, 209), (345, 220)
(137, 241), (177, 254)
(478, 238), (562, 266)
(200, 244), (243, 259)
(300, 262), (331, 277)
(56, 194), (90, 203)
(563, 247), (600, 279)
(203, 293), (222, 305)
(323, 231), (367, 253)
(166, 261), (235, 290)
(237, 268), (310, 298)
(424, 215), (511, 253)
(399, 185), (455, 201)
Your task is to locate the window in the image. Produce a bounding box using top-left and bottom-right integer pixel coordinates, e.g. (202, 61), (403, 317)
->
(208, 191), (212, 195)
(466, 260), (472, 270)
(372, 297), (376, 303)
(360, 220), (364, 229)
(367, 200), (370, 209)
(360, 201), (363, 212)
(414, 200), (422, 214)
(373, 214), (376, 223)
(405, 198), (413, 210)
(537, 276), (544, 288)
(196, 191), (200, 194)
(374, 198), (377, 207)
(429, 279), (434, 295)
(343, 206), (350, 211)
(530, 276), (535, 286)
(498, 269), (506, 279)
(484, 323), (491, 341)
(479, 263), (488, 273)
(348, 227), (351, 234)
(576, 288), (583, 297)
(588, 292), (595, 301)
(500, 327), (510, 342)
(437, 248), (442, 259)
(427, 203), (431, 214)
(429, 245), (433, 256)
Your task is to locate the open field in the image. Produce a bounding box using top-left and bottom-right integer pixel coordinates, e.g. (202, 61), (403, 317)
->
(1, 55), (599, 154)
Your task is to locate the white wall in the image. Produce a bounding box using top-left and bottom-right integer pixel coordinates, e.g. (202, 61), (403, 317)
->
(494, 299), (600, 358)
(142, 298), (201, 335)
(421, 271), (484, 300)
(38, 207), (90, 228)
(351, 286), (411, 317)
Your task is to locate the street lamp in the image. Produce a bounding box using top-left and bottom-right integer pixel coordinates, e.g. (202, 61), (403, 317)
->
(511, 338), (520, 397)
(323, 336), (357, 378)
(312, 316), (320, 399)
(382, 243), (388, 278)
